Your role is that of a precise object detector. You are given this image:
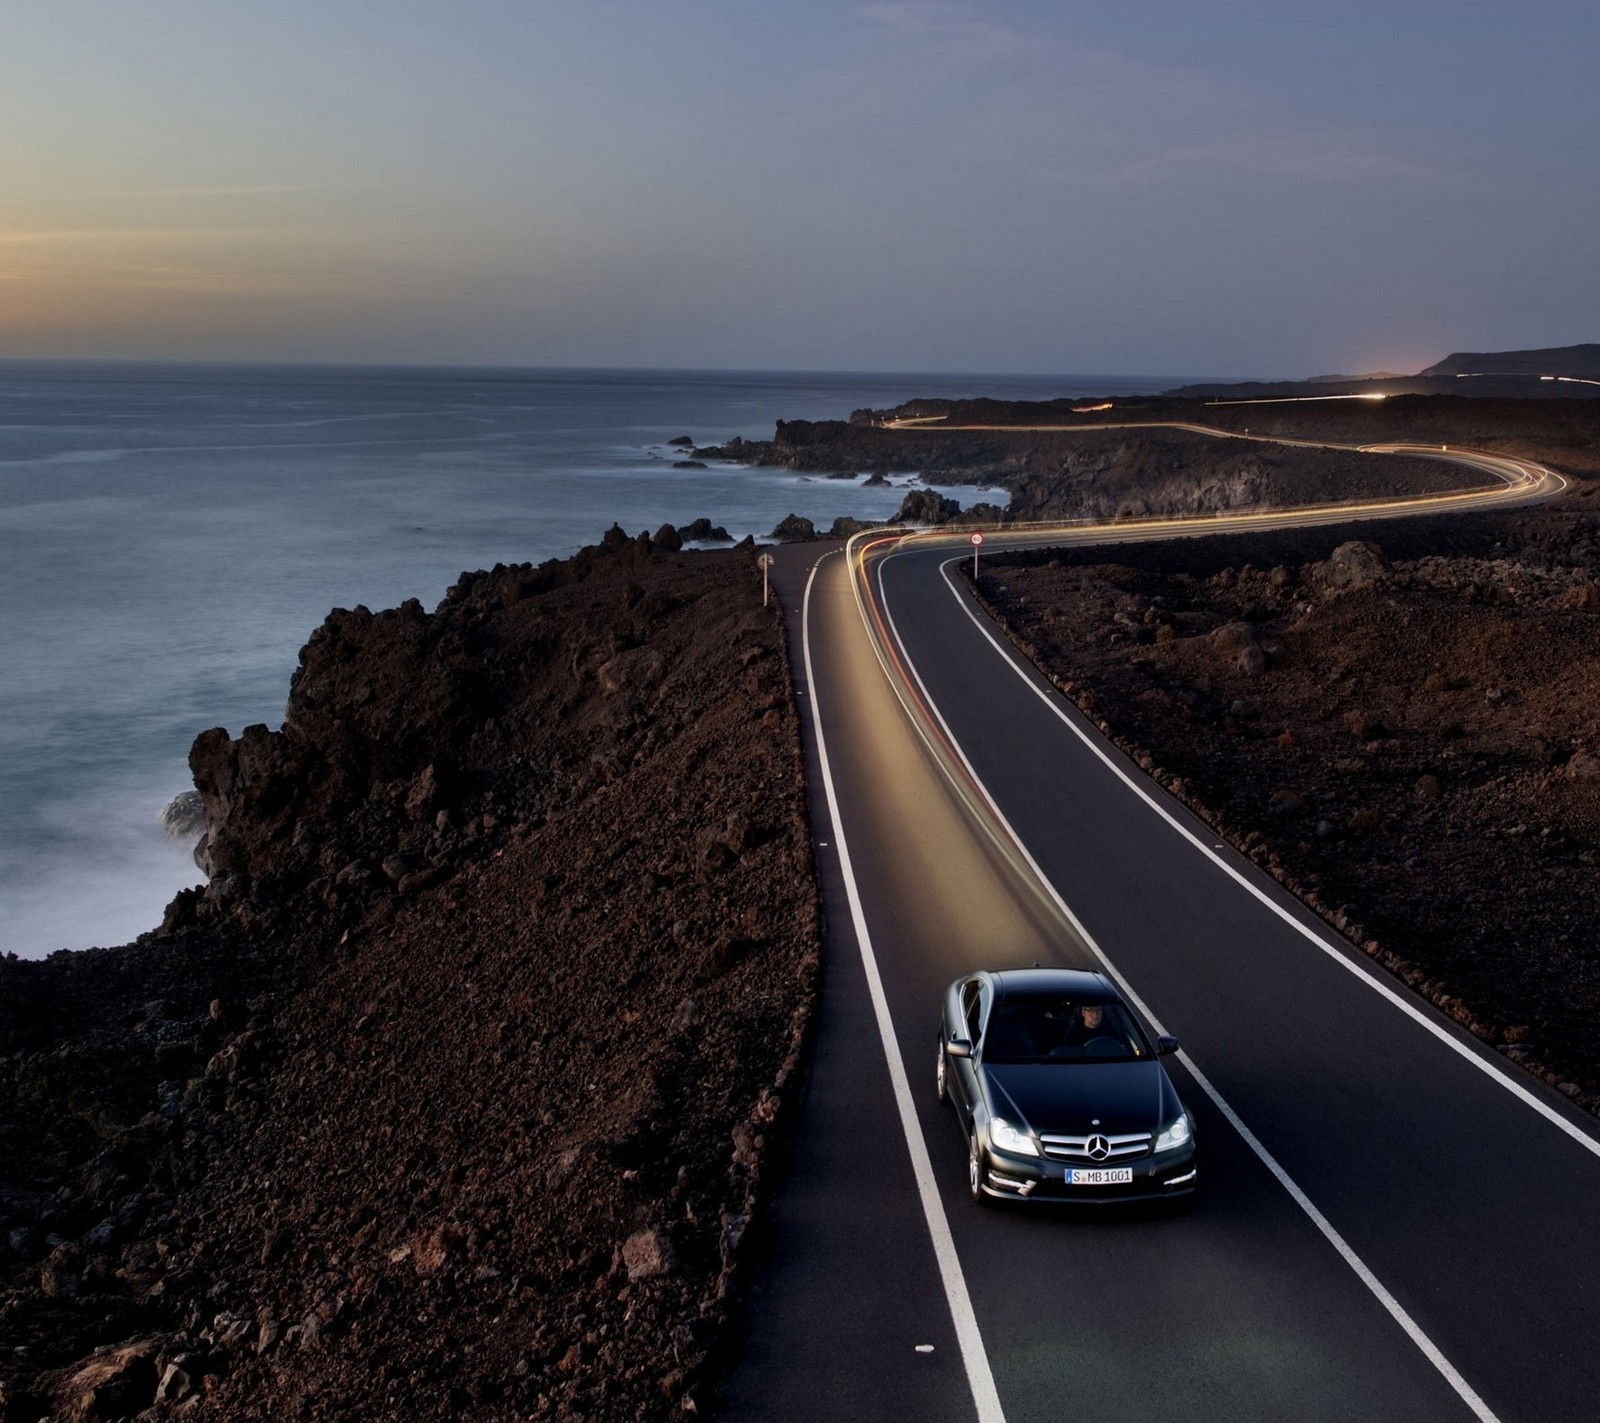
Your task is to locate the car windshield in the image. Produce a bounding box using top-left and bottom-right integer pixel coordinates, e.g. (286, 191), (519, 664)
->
(982, 999), (1150, 1064)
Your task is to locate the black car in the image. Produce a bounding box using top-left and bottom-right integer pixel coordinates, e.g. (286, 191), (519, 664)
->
(937, 968), (1197, 1204)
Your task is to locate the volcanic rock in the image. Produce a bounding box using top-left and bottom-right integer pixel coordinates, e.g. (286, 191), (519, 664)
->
(894, 489), (962, 525)
(160, 790), (206, 842)
(769, 513), (816, 542)
(0, 531), (821, 1422)
(1307, 540), (1392, 594)
(972, 503), (1600, 1113)
(622, 1229), (679, 1282)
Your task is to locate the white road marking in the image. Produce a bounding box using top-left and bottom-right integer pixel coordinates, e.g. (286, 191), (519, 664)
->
(800, 553), (1007, 1423)
(862, 547), (1506, 1422)
(929, 551), (1600, 1165)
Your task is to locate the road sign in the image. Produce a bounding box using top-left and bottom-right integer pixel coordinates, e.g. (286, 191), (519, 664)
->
(969, 532), (984, 547)
(757, 552), (775, 606)
(969, 530), (984, 579)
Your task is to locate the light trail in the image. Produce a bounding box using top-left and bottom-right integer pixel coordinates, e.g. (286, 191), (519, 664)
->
(825, 440), (1563, 1422)
(1204, 392), (1391, 406)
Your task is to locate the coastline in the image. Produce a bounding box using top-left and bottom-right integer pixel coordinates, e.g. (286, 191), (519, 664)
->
(1, 531), (820, 1420)
(8, 365), (1153, 960)
(7, 381), (1600, 1418)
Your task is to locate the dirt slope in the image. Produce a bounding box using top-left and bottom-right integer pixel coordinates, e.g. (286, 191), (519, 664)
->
(0, 530), (819, 1422)
(975, 498), (1600, 1113)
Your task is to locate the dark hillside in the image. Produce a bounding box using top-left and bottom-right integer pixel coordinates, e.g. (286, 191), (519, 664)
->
(0, 531), (819, 1422)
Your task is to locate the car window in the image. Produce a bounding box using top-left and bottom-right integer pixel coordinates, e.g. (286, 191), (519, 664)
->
(982, 999), (1150, 1064)
(961, 980), (983, 1042)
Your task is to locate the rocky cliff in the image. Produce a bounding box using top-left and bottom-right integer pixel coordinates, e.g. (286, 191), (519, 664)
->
(1417, 344), (1600, 379)
(0, 528), (820, 1422)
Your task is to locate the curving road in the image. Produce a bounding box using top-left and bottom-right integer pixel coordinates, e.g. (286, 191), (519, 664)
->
(718, 438), (1600, 1422)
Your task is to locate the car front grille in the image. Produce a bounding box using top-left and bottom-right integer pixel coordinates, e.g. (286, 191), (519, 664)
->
(1038, 1132), (1151, 1162)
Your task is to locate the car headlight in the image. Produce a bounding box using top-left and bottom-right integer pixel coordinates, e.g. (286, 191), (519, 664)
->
(1155, 1113), (1191, 1152)
(988, 1117), (1039, 1157)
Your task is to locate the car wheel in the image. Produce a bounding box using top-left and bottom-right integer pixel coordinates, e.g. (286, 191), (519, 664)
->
(935, 1039), (948, 1104)
(968, 1131), (989, 1205)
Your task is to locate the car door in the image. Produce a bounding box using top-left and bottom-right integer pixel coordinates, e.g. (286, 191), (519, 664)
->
(948, 976), (989, 1131)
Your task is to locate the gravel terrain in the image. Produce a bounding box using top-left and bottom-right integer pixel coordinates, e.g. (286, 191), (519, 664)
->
(974, 494), (1600, 1114)
(0, 529), (819, 1422)
(6, 390), (1598, 1423)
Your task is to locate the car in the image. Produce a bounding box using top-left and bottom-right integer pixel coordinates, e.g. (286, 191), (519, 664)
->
(936, 968), (1197, 1204)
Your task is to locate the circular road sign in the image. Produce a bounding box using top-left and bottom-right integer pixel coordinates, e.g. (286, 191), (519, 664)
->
(969, 531), (985, 547)
(757, 553), (775, 568)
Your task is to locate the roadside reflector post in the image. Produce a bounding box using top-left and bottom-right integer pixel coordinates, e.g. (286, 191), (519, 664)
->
(757, 551), (775, 607)
(969, 530), (984, 580)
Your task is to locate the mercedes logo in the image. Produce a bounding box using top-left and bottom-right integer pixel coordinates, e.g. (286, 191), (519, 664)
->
(1086, 1134), (1111, 1161)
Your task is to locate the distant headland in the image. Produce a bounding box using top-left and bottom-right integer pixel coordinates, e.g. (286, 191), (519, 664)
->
(1170, 341), (1600, 401)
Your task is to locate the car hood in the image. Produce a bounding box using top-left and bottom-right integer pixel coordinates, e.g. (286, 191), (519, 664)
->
(981, 1060), (1174, 1136)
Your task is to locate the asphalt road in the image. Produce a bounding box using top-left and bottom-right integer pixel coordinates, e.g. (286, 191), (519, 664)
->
(719, 452), (1599, 1422)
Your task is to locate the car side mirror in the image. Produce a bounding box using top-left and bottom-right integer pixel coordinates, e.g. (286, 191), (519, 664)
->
(946, 1036), (973, 1059)
(1156, 1035), (1179, 1057)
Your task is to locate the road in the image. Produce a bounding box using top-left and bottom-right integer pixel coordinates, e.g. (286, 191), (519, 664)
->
(718, 441), (1600, 1421)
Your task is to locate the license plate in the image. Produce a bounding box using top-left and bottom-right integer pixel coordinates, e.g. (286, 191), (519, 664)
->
(1067, 1167), (1133, 1185)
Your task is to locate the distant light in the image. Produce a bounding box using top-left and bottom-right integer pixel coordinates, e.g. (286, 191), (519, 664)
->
(1206, 392), (1391, 407)
(1072, 402), (1114, 413)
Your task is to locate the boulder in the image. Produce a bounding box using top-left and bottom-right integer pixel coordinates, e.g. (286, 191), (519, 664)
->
(677, 518), (733, 543)
(43, 1337), (164, 1423)
(622, 1228), (678, 1281)
(1567, 750), (1600, 780)
(38, 1243), (81, 1299)
(1306, 540), (1391, 595)
(159, 790), (205, 842)
(964, 502), (1009, 525)
(768, 514), (816, 542)
(893, 490), (961, 525)
(1210, 622), (1259, 653)
(404, 763), (446, 822)
(1237, 645), (1267, 677)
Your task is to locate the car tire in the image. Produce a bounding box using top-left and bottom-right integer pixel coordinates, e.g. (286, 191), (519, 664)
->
(936, 1039), (948, 1104)
(968, 1131), (990, 1206)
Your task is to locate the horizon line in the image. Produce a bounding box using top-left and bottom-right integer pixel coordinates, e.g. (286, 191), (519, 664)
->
(0, 353), (1242, 384)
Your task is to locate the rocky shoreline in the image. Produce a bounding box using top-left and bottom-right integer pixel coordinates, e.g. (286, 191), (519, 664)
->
(7, 388), (1600, 1422)
(1, 528), (820, 1422)
(712, 415), (1493, 531)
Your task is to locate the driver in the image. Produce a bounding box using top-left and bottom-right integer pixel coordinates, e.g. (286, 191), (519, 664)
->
(1054, 1003), (1121, 1055)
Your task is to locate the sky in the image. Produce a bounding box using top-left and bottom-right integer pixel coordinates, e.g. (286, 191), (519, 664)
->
(2, 1), (1596, 377)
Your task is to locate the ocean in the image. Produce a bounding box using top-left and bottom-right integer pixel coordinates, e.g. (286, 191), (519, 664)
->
(0, 362), (1184, 958)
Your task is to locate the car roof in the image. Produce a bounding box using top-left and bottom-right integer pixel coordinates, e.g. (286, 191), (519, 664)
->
(988, 968), (1115, 1002)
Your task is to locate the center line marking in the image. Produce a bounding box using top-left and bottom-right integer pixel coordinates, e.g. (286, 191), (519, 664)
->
(861, 536), (1506, 1422)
